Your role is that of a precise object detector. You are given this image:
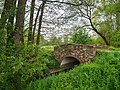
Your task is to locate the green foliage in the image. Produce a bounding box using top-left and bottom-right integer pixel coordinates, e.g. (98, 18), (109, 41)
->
(71, 28), (92, 44)
(0, 29), (6, 53)
(91, 37), (105, 44)
(106, 0), (120, 14)
(26, 52), (120, 90)
(111, 30), (120, 47)
(47, 36), (62, 45)
(108, 46), (120, 51)
(0, 45), (58, 90)
(91, 0), (120, 46)
(39, 46), (60, 69)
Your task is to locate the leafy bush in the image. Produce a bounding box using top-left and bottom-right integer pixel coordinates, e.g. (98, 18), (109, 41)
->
(26, 52), (120, 90)
(0, 45), (58, 90)
(38, 46), (60, 69)
(90, 37), (105, 44)
(71, 28), (92, 44)
(111, 30), (120, 47)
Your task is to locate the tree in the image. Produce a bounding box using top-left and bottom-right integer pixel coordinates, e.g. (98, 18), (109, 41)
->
(0, 0), (17, 56)
(0, 0), (9, 29)
(70, 0), (110, 45)
(36, 0), (47, 45)
(28, 0), (35, 44)
(105, 0), (120, 30)
(14, 0), (27, 46)
(6, 0), (17, 45)
(94, 0), (120, 46)
(32, 3), (42, 43)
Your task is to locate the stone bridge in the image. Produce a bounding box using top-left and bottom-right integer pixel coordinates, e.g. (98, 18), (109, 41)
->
(54, 44), (107, 67)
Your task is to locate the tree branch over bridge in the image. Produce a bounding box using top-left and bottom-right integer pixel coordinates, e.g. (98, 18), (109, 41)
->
(46, 0), (82, 6)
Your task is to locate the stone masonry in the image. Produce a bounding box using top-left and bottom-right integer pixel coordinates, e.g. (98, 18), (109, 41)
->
(54, 44), (107, 65)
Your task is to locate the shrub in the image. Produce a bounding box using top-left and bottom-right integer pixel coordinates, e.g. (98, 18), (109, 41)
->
(0, 45), (57, 90)
(111, 30), (120, 47)
(71, 28), (92, 44)
(39, 46), (60, 69)
(26, 52), (120, 90)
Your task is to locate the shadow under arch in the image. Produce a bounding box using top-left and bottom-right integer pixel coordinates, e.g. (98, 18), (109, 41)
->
(60, 56), (80, 68)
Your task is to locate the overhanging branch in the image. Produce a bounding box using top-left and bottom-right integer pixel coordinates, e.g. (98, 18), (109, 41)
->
(47, 0), (82, 6)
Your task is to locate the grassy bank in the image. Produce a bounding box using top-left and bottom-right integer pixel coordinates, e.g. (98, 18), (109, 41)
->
(26, 51), (120, 90)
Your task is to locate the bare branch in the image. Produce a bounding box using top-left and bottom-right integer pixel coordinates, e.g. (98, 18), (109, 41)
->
(47, 0), (82, 6)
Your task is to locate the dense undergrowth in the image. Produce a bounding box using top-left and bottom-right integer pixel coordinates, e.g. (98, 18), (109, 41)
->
(0, 45), (59, 90)
(26, 51), (120, 90)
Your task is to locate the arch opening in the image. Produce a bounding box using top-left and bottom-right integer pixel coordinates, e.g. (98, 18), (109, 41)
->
(60, 57), (80, 68)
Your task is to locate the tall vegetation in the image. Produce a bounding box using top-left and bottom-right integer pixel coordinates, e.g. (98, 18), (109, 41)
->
(71, 27), (92, 44)
(26, 51), (120, 90)
(0, 0), (120, 90)
(92, 0), (120, 46)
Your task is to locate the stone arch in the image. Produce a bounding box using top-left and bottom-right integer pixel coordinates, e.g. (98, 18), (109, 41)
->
(54, 44), (107, 66)
(60, 56), (80, 68)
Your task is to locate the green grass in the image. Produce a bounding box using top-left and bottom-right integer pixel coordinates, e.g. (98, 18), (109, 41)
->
(26, 51), (120, 90)
(108, 46), (120, 51)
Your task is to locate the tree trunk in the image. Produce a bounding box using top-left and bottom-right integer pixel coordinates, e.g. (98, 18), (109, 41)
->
(14, 0), (27, 46)
(0, 0), (16, 55)
(7, 0), (17, 45)
(32, 4), (41, 43)
(89, 18), (110, 45)
(36, 0), (46, 45)
(0, 0), (9, 29)
(0, 0), (16, 52)
(116, 13), (120, 30)
(28, 0), (35, 44)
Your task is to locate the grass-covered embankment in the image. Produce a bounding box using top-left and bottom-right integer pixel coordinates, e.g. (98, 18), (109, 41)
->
(26, 51), (120, 90)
